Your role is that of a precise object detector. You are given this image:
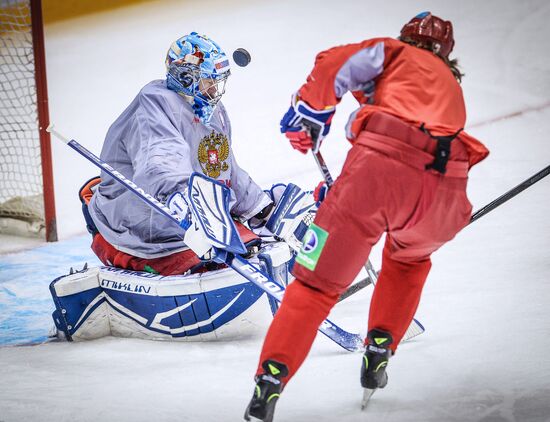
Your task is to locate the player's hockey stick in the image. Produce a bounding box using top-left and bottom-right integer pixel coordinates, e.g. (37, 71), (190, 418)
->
(47, 125), (364, 352)
(312, 150), (425, 341)
(469, 163), (550, 223)
(338, 274), (374, 302)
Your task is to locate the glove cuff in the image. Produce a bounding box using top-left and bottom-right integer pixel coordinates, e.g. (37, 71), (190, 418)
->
(295, 97), (335, 125)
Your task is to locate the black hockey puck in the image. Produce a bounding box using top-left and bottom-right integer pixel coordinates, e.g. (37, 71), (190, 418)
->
(232, 48), (251, 67)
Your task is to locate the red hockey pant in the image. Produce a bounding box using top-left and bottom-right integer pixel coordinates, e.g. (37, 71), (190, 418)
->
(91, 233), (202, 275)
(90, 222), (260, 276)
(257, 126), (472, 383)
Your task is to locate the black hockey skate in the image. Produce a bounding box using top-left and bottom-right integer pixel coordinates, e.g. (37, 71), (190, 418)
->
(360, 328), (393, 409)
(244, 360), (288, 422)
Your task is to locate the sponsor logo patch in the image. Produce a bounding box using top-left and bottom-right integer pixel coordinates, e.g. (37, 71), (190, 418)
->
(295, 223), (328, 271)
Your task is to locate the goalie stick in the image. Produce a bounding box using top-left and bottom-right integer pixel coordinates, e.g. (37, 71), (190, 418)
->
(312, 150), (426, 342)
(47, 125), (364, 353)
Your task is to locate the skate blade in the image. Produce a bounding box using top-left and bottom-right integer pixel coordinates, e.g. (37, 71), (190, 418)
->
(244, 413), (273, 422)
(243, 409), (257, 421)
(361, 388), (376, 410)
(243, 404), (253, 421)
(244, 406), (273, 422)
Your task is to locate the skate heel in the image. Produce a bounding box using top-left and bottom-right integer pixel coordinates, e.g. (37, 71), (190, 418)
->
(244, 360), (288, 422)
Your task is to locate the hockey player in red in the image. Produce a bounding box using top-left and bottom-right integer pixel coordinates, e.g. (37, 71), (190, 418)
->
(245, 12), (489, 421)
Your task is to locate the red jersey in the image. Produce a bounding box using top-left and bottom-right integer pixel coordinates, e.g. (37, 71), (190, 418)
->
(298, 37), (489, 167)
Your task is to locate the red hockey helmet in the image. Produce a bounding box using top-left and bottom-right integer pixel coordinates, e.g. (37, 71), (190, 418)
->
(400, 12), (455, 58)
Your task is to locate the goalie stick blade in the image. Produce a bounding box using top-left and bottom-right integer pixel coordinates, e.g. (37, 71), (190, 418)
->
(229, 254), (364, 353)
(319, 318), (364, 352)
(402, 318), (425, 342)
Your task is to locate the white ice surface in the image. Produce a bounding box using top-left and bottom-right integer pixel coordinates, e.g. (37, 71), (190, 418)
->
(1, 0), (550, 421)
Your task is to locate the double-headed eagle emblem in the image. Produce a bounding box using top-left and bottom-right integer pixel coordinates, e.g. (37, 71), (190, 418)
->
(198, 131), (230, 178)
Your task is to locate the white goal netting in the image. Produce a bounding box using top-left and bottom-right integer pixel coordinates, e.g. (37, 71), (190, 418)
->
(0, 0), (47, 237)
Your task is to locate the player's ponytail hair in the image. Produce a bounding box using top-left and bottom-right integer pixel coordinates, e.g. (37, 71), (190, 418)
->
(444, 56), (464, 84)
(399, 36), (464, 83)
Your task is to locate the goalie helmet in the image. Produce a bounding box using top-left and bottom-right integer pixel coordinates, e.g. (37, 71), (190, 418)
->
(166, 32), (231, 124)
(400, 12), (455, 58)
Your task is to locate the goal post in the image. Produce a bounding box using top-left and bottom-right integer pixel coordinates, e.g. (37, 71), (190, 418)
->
(0, 0), (57, 242)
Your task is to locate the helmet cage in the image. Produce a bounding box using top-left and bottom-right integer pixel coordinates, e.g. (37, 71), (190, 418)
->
(167, 60), (229, 108)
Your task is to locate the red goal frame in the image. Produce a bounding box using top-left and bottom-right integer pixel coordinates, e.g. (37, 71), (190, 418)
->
(31, 0), (57, 242)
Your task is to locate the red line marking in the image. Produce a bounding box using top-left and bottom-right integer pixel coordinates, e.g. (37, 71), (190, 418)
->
(468, 101), (550, 128)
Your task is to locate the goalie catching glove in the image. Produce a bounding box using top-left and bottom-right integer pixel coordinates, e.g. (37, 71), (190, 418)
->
(264, 184), (316, 250)
(248, 184), (287, 230)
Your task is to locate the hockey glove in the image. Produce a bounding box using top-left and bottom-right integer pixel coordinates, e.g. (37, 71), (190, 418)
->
(280, 92), (335, 154)
(248, 184), (287, 230)
(265, 183), (317, 249)
(313, 181), (329, 206)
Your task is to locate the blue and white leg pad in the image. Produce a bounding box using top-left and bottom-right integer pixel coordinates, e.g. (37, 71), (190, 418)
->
(50, 242), (291, 342)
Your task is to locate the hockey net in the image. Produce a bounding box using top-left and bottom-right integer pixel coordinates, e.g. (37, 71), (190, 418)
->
(0, 0), (57, 241)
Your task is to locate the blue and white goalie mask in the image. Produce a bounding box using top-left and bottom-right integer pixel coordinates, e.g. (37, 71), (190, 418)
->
(166, 32), (231, 124)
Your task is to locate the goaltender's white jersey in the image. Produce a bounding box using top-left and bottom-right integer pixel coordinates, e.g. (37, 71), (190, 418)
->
(88, 80), (270, 259)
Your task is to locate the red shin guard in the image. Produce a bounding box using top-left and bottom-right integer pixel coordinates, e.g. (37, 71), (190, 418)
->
(256, 279), (340, 383)
(368, 242), (432, 349)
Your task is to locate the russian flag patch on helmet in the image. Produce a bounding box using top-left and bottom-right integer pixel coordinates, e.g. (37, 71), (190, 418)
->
(214, 58), (230, 73)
